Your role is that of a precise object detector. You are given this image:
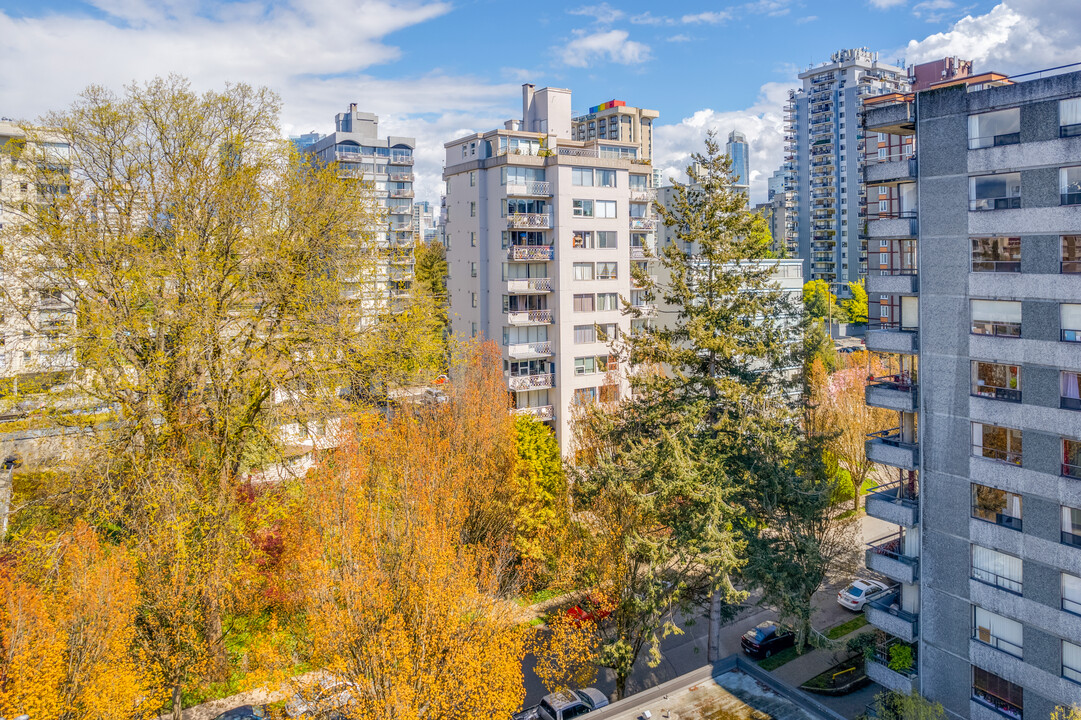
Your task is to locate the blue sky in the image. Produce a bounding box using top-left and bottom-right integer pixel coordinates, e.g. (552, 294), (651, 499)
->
(2, 0), (1079, 204)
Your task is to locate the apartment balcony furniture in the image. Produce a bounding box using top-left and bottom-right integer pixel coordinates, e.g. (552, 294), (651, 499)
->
(388, 153), (413, 165)
(507, 342), (553, 360)
(389, 172), (414, 182)
(866, 592), (919, 643)
(866, 428), (919, 470)
(508, 245), (554, 262)
(508, 213), (551, 230)
(507, 309), (553, 326)
(866, 374), (919, 412)
(866, 533), (919, 584)
(866, 639), (918, 694)
(866, 478), (920, 527)
(866, 327), (918, 355)
(508, 373), (554, 392)
(513, 405), (554, 421)
(506, 181), (552, 197)
(506, 278), (552, 294)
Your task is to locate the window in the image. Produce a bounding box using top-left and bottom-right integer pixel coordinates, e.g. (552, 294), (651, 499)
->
(597, 323), (618, 341)
(973, 667), (1022, 720)
(629, 202), (647, 218)
(573, 199), (594, 217)
(971, 361), (1020, 402)
(971, 300), (1021, 337)
(972, 483), (1022, 530)
(469, 171), (476, 186)
(573, 263), (594, 281)
(1062, 167), (1081, 205)
(573, 294), (595, 312)
(1063, 374), (1081, 411)
(968, 108), (1021, 149)
(973, 606), (1023, 658)
(596, 169), (616, 187)
(597, 262), (617, 280)
(573, 387), (597, 404)
(596, 200), (616, 218)
(971, 237), (1021, 272)
(970, 173), (1021, 211)
(599, 384), (619, 403)
(471, 292), (477, 308)
(574, 325), (596, 344)
(1063, 506), (1081, 547)
(572, 168), (594, 186)
(597, 231), (617, 248)
(1064, 236), (1081, 274)
(1065, 641), (1081, 685)
(629, 174), (648, 191)
(1062, 97), (1081, 137)
(597, 293), (619, 311)
(972, 545), (1022, 594)
(1063, 304), (1081, 342)
(470, 231), (476, 247)
(470, 262), (477, 278)
(573, 231), (594, 249)
(972, 422), (1022, 465)
(469, 201), (476, 217)
(1065, 573), (1081, 616)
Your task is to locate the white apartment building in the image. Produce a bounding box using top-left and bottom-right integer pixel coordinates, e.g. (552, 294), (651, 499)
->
(444, 85), (658, 454)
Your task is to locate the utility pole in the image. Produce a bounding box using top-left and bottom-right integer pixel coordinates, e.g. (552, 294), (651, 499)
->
(0, 453), (19, 540)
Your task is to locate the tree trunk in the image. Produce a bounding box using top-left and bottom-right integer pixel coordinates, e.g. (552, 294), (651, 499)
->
(852, 477), (860, 514)
(172, 681), (184, 720)
(615, 670), (628, 700)
(707, 588), (722, 662)
(0, 462), (12, 539)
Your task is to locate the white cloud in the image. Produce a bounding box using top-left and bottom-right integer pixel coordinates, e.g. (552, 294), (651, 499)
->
(556, 29), (652, 68)
(898, 1), (1081, 74)
(629, 12), (675, 25)
(869, 0), (907, 7)
(653, 81), (792, 205)
(567, 2), (624, 24)
(666, 34), (693, 42)
(796, 15), (818, 24)
(912, 0), (956, 22)
(680, 11), (731, 24)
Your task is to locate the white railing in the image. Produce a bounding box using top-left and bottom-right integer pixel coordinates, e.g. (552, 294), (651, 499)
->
(630, 189), (657, 202)
(508, 213), (551, 229)
(390, 190), (414, 198)
(557, 147), (598, 158)
(508, 246), (554, 261)
(629, 218), (656, 230)
(506, 181), (552, 196)
(513, 404), (555, 421)
(389, 172), (414, 181)
(507, 277), (552, 293)
(507, 341), (553, 359)
(389, 153), (413, 164)
(508, 374), (554, 391)
(630, 246), (648, 260)
(508, 309), (553, 325)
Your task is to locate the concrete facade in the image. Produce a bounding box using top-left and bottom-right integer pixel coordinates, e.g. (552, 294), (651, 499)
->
(864, 69), (1081, 719)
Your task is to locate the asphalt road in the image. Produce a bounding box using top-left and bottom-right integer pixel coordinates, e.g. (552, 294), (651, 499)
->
(521, 512), (893, 708)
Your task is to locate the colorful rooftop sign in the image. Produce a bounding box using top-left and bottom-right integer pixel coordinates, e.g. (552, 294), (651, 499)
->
(588, 100), (626, 114)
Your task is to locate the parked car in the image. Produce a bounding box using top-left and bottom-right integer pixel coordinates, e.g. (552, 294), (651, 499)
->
(212, 707), (267, 720)
(565, 592), (613, 626)
(740, 621), (795, 660)
(284, 677), (355, 718)
(837, 578), (893, 612)
(513, 688), (610, 720)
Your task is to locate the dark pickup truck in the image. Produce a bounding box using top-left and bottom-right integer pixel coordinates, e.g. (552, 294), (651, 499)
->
(513, 688), (610, 720)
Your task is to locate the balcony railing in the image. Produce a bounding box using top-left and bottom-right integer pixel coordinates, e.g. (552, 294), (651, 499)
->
(972, 689), (1022, 720)
(508, 373), (554, 391)
(508, 245), (554, 261)
(972, 385), (1022, 403)
(556, 146), (598, 158)
(388, 153), (413, 164)
(630, 246), (648, 260)
(506, 277), (552, 293)
(973, 628), (1023, 658)
(390, 190), (414, 198)
(630, 189), (657, 202)
(867, 150), (916, 165)
(972, 444), (1022, 466)
(506, 181), (552, 197)
(513, 404), (554, 421)
(866, 591), (919, 642)
(866, 479), (919, 527)
(508, 213), (552, 229)
(507, 309), (553, 325)
(972, 320), (1021, 338)
(1063, 260), (1081, 274)
(507, 341), (553, 359)
(629, 218), (657, 231)
(389, 172), (414, 182)
(970, 196), (1021, 211)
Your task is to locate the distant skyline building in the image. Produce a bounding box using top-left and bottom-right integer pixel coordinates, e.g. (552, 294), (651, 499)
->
(726, 130), (749, 196)
(289, 131), (321, 153)
(768, 167), (786, 201)
(570, 98), (659, 162)
(412, 200), (438, 243)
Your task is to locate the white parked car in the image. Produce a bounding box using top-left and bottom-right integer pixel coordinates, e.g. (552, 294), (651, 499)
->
(837, 578), (892, 611)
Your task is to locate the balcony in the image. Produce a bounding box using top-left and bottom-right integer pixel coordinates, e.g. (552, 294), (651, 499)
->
(630, 189), (657, 203)
(389, 190), (414, 199)
(388, 153), (413, 165)
(866, 533), (919, 584)
(507, 309), (553, 326)
(506, 181), (552, 197)
(507, 342), (553, 359)
(863, 100), (914, 136)
(865, 156), (917, 186)
(866, 428), (919, 470)
(865, 328), (918, 355)
(865, 592), (919, 643)
(506, 277), (552, 294)
(868, 212), (918, 240)
(508, 213), (551, 229)
(508, 245), (554, 261)
(629, 218), (657, 231)
(866, 272), (918, 296)
(630, 246), (648, 260)
(513, 404), (554, 421)
(866, 374), (918, 412)
(866, 640), (918, 695)
(508, 373), (554, 391)
(866, 480), (919, 527)
(389, 172), (414, 182)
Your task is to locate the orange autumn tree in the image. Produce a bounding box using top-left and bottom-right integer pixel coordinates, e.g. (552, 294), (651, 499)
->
(0, 522), (163, 720)
(287, 340), (530, 720)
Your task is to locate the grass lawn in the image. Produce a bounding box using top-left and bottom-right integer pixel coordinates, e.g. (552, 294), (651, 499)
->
(515, 587), (567, 607)
(826, 614), (868, 639)
(757, 645), (802, 671)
